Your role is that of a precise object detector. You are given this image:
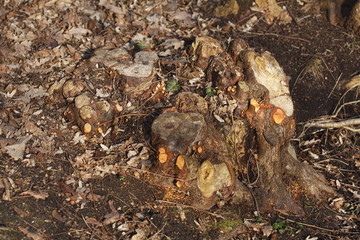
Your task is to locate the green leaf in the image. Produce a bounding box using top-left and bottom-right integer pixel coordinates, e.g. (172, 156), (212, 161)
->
(134, 42), (148, 51)
(166, 79), (180, 92)
(272, 222), (282, 230)
(205, 87), (216, 96)
(272, 219), (284, 230)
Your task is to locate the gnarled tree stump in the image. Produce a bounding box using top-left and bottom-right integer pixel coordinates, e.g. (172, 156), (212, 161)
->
(150, 37), (336, 215)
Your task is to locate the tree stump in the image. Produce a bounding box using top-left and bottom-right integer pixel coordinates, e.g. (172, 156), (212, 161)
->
(150, 37), (336, 215)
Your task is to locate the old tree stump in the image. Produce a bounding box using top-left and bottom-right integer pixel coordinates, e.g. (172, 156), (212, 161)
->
(151, 37), (336, 215)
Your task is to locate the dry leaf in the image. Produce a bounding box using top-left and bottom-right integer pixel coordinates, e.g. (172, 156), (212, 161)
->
(85, 217), (102, 226)
(254, 0), (292, 24)
(345, 74), (360, 90)
(0, 177), (11, 201)
(52, 210), (66, 223)
(102, 200), (121, 225)
(18, 226), (45, 240)
(329, 197), (345, 210)
(20, 190), (49, 200)
(4, 135), (32, 160)
(13, 206), (30, 217)
(17, 86), (48, 104)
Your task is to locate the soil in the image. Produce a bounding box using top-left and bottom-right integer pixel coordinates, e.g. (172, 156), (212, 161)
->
(0, 0), (359, 240)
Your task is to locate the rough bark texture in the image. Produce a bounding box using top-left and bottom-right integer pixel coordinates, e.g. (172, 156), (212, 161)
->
(150, 37), (336, 214)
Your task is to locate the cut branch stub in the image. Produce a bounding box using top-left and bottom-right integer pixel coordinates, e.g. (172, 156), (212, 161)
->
(189, 36), (224, 70)
(242, 46), (336, 215)
(150, 37), (336, 214)
(64, 93), (119, 135)
(151, 111), (207, 186)
(243, 50), (293, 116)
(151, 111), (242, 209)
(197, 160), (232, 198)
(206, 52), (244, 91)
(90, 48), (158, 98)
(151, 111), (207, 155)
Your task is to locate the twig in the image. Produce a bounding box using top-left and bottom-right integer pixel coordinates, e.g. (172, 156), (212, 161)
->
(279, 216), (360, 235)
(317, 158), (349, 166)
(342, 183), (360, 189)
(157, 200), (225, 219)
(81, 215), (107, 240)
(333, 85), (360, 115)
(149, 221), (171, 240)
(326, 73), (342, 99)
(305, 118), (360, 130)
(291, 66), (306, 92)
(333, 100), (360, 117)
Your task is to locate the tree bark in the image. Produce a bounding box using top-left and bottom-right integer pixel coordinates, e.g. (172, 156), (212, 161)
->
(150, 37), (336, 215)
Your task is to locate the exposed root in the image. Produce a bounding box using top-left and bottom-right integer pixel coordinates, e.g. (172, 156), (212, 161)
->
(283, 148), (336, 197)
(303, 97), (360, 133)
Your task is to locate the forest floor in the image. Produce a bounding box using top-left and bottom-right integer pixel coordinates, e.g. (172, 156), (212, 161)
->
(0, 0), (359, 239)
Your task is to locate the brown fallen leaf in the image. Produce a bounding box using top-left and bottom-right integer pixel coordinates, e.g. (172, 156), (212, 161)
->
(0, 177), (12, 201)
(13, 206), (30, 218)
(18, 226), (45, 240)
(0, 137), (16, 147)
(85, 217), (102, 226)
(20, 190), (49, 200)
(51, 210), (66, 223)
(103, 200), (121, 225)
(329, 197), (345, 210)
(4, 135), (32, 160)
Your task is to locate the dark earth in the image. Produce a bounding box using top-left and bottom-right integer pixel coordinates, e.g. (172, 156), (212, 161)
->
(0, 0), (359, 239)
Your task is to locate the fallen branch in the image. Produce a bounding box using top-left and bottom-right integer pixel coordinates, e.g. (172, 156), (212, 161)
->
(305, 118), (360, 131)
(303, 98), (360, 133)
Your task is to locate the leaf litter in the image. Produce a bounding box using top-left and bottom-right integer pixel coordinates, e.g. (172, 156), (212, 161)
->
(0, 0), (359, 239)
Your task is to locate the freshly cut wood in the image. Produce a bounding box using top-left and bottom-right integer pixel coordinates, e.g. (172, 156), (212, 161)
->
(64, 92), (117, 135)
(150, 37), (336, 214)
(90, 48), (158, 97)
